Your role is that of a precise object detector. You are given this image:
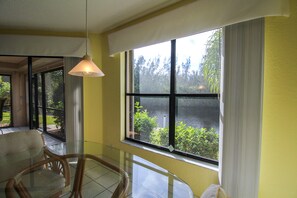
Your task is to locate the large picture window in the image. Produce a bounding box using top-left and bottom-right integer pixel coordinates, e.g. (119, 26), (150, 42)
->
(126, 29), (222, 164)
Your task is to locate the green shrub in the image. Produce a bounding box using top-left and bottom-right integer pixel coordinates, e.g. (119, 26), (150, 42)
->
(151, 122), (219, 160)
(134, 102), (157, 141)
(0, 77), (10, 99)
(52, 101), (64, 131)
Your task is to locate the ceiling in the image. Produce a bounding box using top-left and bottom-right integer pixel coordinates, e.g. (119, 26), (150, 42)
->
(0, 0), (180, 70)
(0, 0), (180, 33)
(0, 56), (63, 74)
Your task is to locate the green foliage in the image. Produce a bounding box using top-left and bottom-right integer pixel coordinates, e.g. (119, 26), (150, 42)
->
(201, 29), (222, 93)
(51, 70), (64, 106)
(133, 56), (171, 94)
(2, 112), (11, 125)
(0, 82), (10, 98)
(134, 102), (157, 141)
(150, 127), (169, 146)
(43, 70), (65, 131)
(52, 101), (64, 130)
(45, 70), (64, 108)
(151, 122), (219, 160)
(0, 76), (11, 101)
(133, 30), (222, 95)
(0, 76), (12, 126)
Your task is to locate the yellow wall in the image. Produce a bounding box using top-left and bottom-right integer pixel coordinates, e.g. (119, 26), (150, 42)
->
(4, 3), (297, 196)
(83, 33), (104, 143)
(259, 0), (297, 197)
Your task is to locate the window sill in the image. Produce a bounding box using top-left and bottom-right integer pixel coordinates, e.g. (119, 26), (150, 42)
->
(121, 140), (218, 172)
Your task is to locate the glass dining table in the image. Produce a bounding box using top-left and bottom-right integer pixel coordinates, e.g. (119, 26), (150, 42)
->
(47, 141), (194, 198)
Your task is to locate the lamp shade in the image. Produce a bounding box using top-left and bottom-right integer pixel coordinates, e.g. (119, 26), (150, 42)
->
(68, 55), (105, 77)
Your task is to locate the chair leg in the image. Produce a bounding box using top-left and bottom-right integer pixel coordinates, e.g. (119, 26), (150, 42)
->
(69, 157), (85, 198)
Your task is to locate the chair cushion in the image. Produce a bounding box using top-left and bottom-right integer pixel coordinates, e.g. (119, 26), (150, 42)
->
(201, 184), (228, 198)
(0, 130), (44, 156)
(0, 149), (44, 183)
(0, 130), (44, 182)
(20, 169), (68, 198)
(201, 184), (220, 198)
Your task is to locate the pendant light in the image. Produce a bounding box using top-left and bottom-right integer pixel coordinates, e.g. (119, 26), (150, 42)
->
(68, 0), (105, 77)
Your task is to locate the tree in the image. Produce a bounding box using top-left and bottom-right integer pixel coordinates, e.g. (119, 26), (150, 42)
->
(49, 70), (65, 132)
(133, 55), (171, 94)
(182, 57), (191, 79)
(0, 76), (11, 103)
(51, 70), (64, 107)
(134, 55), (146, 93)
(201, 29), (222, 93)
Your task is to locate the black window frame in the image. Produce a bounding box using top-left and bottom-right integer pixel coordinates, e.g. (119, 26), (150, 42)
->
(125, 39), (220, 165)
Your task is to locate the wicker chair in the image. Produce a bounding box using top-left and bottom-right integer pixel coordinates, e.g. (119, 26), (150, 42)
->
(0, 130), (70, 198)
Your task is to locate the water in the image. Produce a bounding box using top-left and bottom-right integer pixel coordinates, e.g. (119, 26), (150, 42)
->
(140, 98), (220, 133)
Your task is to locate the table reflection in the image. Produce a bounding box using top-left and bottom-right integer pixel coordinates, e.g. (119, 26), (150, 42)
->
(48, 141), (193, 198)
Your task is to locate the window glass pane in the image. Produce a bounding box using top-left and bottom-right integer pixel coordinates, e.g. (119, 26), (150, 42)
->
(126, 29), (222, 163)
(44, 69), (65, 140)
(38, 107), (43, 130)
(46, 108), (65, 139)
(0, 75), (12, 127)
(176, 29), (221, 94)
(45, 70), (64, 109)
(32, 77), (36, 125)
(129, 42), (171, 93)
(175, 97), (219, 160)
(37, 74), (42, 107)
(127, 96), (169, 147)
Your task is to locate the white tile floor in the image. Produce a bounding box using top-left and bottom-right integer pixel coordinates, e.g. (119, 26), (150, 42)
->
(61, 159), (124, 198)
(0, 126), (30, 134)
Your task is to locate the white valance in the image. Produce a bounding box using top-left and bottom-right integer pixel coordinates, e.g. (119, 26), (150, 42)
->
(108, 0), (289, 55)
(0, 35), (91, 57)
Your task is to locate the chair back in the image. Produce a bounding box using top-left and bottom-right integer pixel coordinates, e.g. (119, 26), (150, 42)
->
(5, 157), (70, 198)
(0, 130), (44, 182)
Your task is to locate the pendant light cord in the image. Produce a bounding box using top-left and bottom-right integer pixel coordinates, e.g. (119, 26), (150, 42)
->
(85, 0), (88, 55)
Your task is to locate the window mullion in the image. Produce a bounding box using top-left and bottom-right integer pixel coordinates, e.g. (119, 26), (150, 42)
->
(169, 40), (176, 148)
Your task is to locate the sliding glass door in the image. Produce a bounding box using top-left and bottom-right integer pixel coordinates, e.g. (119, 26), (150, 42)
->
(30, 57), (65, 141)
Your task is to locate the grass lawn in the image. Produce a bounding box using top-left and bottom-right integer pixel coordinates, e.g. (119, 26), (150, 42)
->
(39, 115), (56, 125)
(47, 115), (56, 125)
(2, 111), (11, 124)
(1, 112), (57, 126)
